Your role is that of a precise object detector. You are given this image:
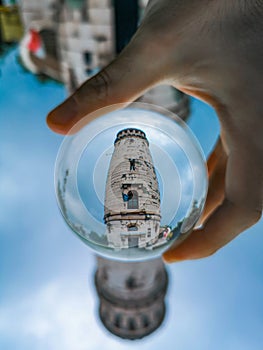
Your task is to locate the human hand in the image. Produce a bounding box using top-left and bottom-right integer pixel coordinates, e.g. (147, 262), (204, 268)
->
(47, 0), (263, 261)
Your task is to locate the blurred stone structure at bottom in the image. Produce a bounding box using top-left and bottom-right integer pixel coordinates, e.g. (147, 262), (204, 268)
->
(94, 256), (169, 340)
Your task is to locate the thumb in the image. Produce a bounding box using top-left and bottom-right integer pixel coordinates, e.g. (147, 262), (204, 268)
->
(47, 37), (159, 134)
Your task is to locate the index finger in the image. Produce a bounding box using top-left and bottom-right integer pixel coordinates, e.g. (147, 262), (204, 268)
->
(46, 32), (161, 134)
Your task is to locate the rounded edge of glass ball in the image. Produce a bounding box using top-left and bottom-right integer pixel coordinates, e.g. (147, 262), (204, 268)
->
(54, 102), (208, 261)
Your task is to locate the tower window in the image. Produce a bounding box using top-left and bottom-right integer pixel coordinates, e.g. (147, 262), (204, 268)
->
(128, 225), (138, 231)
(147, 228), (151, 237)
(128, 191), (138, 209)
(83, 51), (92, 65)
(128, 318), (136, 331)
(126, 276), (137, 289)
(142, 315), (150, 328)
(114, 314), (122, 328)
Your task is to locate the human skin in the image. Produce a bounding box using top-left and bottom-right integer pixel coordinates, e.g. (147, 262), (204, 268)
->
(47, 0), (263, 262)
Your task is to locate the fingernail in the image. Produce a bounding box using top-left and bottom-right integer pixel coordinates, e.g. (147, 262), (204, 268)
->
(47, 98), (78, 130)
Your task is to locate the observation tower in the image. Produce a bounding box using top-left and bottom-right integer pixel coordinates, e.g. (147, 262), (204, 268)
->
(104, 128), (161, 249)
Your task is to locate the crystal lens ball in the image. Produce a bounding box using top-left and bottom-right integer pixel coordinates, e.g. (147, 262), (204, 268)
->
(55, 102), (208, 261)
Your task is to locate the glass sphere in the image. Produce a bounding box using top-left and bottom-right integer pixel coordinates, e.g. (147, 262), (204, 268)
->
(55, 102), (208, 261)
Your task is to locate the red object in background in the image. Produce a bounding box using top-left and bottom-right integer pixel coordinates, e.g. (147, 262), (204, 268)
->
(27, 29), (42, 53)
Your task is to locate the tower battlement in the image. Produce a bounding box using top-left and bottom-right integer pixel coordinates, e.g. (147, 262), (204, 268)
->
(114, 128), (148, 145)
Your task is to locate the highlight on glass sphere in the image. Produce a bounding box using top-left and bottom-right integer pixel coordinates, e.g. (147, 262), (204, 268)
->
(55, 102), (208, 261)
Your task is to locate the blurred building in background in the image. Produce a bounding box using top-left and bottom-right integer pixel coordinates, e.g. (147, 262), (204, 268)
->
(95, 256), (168, 340)
(17, 0), (190, 120)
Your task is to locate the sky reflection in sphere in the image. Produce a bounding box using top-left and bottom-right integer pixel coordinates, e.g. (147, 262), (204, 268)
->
(55, 103), (208, 261)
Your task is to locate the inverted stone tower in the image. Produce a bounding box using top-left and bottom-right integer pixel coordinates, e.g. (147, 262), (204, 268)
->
(104, 128), (161, 249)
(95, 256), (168, 340)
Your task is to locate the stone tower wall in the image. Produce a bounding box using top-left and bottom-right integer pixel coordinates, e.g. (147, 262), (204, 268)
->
(95, 256), (167, 300)
(95, 256), (168, 340)
(106, 218), (160, 249)
(104, 133), (160, 217)
(104, 129), (161, 248)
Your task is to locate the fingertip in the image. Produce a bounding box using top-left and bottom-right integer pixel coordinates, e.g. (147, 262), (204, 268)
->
(162, 251), (183, 264)
(46, 98), (79, 134)
(46, 112), (67, 135)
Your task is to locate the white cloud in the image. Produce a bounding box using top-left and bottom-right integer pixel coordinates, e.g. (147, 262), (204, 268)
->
(0, 280), (132, 350)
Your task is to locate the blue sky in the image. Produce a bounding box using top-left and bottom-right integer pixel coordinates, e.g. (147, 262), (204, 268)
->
(0, 48), (263, 350)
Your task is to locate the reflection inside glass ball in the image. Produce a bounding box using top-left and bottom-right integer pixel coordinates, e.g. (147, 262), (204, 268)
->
(104, 128), (162, 250)
(55, 103), (208, 261)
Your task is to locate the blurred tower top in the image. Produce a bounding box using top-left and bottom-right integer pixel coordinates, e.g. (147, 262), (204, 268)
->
(95, 256), (168, 340)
